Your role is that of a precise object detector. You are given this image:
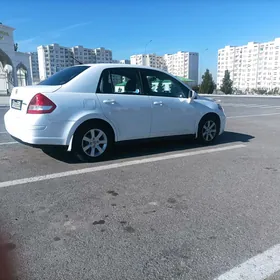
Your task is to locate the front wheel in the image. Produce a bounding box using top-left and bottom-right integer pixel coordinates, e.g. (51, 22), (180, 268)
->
(197, 116), (219, 145)
(73, 123), (113, 162)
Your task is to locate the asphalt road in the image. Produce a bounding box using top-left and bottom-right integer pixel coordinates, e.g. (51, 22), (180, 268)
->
(1, 97), (280, 280)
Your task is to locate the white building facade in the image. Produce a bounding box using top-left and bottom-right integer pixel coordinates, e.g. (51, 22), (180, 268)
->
(130, 51), (199, 85)
(112, 59), (130, 64)
(119, 59), (130, 64)
(37, 44), (112, 80)
(0, 24), (32, 95)
(130, 54), (166, 69)
(28, 52), (40, 84)
(130, 54), (156, 67)
(164, 51), (199, 83)
(217, 38), (280, 91)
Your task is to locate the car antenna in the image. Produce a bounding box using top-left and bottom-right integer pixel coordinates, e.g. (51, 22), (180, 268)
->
(71, 55), (83, 65)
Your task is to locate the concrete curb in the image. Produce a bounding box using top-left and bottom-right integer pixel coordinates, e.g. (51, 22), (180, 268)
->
(200, 94), (280, 98)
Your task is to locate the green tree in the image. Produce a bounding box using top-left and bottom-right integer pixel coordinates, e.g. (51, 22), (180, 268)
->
(220, 70), (233, 95)
(157, 80), (165, 93)
(192, 85), (200, 92)
(251, 88), (267, 95)
(268, 87), (280, 95)
(199, 69), (215, 94)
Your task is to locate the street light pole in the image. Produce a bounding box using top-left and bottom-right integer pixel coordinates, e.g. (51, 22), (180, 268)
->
(199, 48), (208, 84)
(144, 40), (152, 54)
(144, 40), (152, 66)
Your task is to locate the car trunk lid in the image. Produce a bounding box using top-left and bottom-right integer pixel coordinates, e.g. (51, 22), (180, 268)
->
(10, 85), (61, 114)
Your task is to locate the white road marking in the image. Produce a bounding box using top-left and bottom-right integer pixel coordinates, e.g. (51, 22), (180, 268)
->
(148, 202), (158, 206)
(0, 131), (7, 134)
(222, 103), (280, 109)
(0, 144), (245, 189)
(214, 244), (280, 280)
(228, 112), (280, 119)
(0, 141), (18, 146)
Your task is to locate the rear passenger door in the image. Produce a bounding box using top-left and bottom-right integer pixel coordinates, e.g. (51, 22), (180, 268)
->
(96, 68), (152, 141)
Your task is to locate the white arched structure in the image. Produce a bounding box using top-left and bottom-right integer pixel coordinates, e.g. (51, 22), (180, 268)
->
(0, 48), (14, 95)
(16, 63), (28, 87)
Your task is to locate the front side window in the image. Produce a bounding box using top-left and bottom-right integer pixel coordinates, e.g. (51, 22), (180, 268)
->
(39, 66), (89, 86)
(97, 68), (142, 95)
(140, 69), (190, 98)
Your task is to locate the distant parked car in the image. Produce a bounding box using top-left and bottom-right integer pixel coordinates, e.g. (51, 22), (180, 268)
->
(4, 64), (226, 162)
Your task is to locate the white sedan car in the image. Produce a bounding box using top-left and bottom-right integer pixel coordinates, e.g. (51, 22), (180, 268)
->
(4, 64), (226, 162)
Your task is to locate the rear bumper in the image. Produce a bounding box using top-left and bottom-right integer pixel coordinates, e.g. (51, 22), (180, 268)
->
(9, 135), (67, 149)
(4, 109), (74, 146)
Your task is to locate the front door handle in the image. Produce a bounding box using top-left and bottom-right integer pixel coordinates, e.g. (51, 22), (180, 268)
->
(153, 101), (163, 106)
(103, 99), (115, 104)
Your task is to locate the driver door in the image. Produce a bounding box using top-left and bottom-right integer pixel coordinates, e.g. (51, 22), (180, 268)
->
(140, 69), (197, 137)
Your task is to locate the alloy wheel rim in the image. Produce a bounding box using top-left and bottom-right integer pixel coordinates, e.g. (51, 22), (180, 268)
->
(202, 120), (217, 141)
(82, 129), (108, 157)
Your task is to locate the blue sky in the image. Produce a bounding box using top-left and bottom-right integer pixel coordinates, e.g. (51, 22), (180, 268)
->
(2, 0), (280, 80)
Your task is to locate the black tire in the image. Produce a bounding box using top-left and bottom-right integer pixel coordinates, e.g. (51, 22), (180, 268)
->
(72, 122), (114, 162)
(197, 115), (219, 145)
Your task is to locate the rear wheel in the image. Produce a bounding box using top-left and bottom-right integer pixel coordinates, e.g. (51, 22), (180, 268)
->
(197, 116), (219, 145)
(73, 123), (113, 162)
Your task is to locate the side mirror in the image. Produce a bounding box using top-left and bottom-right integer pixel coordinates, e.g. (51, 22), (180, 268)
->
(187, 90), (196, 103)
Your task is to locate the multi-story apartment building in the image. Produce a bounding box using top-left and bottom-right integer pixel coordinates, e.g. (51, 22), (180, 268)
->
(130, 51), (199, 85)
(37, 43), (112, 80)
(164, 51), (199, 83)
(28, 52), (40, 84)
(130, 53), (154, 67)
(38, 44), (73, 80)
(93, 47), (112, 64)
(119, 59), (130, 64)
(156, 56), (167, 71)
(217, 38), (280, 90)
(70, 45), (97, 65)
(130, 54), (166, 69)
(112, 59), (130, 64)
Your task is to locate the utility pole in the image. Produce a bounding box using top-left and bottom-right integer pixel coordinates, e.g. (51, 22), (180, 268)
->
(144, 40), (152, 66)
(199, 48), (208, 84)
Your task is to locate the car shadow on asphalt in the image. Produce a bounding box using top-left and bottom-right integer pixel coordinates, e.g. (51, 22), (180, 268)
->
(42, 131), (254, 164)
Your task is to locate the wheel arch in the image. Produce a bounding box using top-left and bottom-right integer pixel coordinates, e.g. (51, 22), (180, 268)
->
(66, 117), (117, 151)
(195, 112), (221, 138)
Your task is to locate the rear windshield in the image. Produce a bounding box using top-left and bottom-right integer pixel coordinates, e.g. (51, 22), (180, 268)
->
(39, 66), (90, 86)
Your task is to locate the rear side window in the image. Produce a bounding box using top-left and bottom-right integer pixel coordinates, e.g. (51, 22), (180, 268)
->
(97, 68), (143, 95)
(39, 66), (89, 85)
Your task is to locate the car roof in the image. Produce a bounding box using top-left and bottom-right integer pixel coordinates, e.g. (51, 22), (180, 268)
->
(81, 63), (167, 72)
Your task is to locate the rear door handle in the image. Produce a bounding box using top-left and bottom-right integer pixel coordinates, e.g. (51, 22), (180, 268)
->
(153, 101), (163, 106)
(103, 99), (115, 104)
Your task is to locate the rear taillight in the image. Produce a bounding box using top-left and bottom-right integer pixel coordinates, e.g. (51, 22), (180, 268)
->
(27, 93), (56, 114)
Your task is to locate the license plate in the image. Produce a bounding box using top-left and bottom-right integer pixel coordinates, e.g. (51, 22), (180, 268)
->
(11, 99), (22, 110)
